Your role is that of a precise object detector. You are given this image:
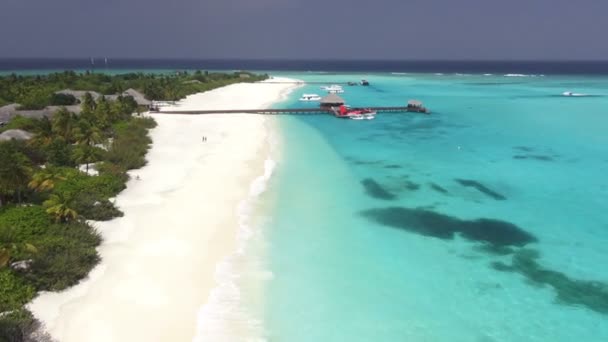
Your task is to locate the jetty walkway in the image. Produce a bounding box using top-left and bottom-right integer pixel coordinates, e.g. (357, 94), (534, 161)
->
(154, 106), (429, 115)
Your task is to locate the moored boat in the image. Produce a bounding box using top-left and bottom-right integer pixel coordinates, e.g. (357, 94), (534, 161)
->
(299, 93), (322, 101)
(321, 84), (344, 92)
(334, 104), (376, 119)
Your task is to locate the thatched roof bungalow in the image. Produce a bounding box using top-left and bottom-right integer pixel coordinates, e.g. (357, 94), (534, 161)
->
(123, 88), (151, 106)
(320, 94), (346, 108)
(55, 89), (102, 101)
(407, 100), (429, 114)
(408, 100), (423, 107)
(0, 129), (34, 142)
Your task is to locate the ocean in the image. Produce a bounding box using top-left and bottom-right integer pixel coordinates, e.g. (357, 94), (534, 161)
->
(4, 61), (608, 341)
(244, 72), (608, 341)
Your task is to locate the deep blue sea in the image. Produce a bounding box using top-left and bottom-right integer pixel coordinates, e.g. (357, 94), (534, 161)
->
(2, 58), (608, 75)
(5, 61), (607, 341)
(248, 72), (608, 341)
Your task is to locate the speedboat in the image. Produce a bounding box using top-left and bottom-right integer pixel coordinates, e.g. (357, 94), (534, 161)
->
(327, 88), (344, 94)
(562, 91), (587, 97)
(360, 79), (370, 86)
(347, 109), (376, 120)
(299, 93), (322, 101)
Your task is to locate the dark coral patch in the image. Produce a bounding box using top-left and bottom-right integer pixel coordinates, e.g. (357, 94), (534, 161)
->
(404, 181), (420, 191)
(361, 179), (397, 200)
(455, 179), (506, 201)
(513, 155), (555, 161)
(384, 164), (402, 169)
(513, 146), (534, 152)
(492, 249), (608, 315)
(360, 207), (537, 248)
(429, 183), (449, 194)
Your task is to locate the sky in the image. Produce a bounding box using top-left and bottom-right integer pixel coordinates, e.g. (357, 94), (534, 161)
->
(1, 0), (607, 60)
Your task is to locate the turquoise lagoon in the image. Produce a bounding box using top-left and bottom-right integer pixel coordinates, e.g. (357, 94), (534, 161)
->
(240, 73), (608, 341)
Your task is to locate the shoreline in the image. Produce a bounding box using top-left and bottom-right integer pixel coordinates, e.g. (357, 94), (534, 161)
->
(27, 77), (301, 341)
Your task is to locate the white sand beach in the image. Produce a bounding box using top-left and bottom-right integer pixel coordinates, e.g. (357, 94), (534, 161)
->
(28, 77), (300, 342)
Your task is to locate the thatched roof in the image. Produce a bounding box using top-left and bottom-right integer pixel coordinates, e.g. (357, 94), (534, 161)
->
(320, 94), (345, 104)
(123, 88), (151, 106)
(408, 100), (423, 106)
(47, 105), (82, 114)
(56, 89), (102, 100)
(0, 104), (19, 123)
(103, 95), (120, 101)
(0, 129), (34, 141)
(13, 109), (52, 119)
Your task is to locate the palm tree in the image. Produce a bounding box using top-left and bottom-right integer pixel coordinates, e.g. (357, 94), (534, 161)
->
(29, 116), (54, 148)
(72, 144), (101, 174)
(72, 118), (103, 173)
(43, 192), (78, 222)
(28, 167), (67, 192)
(73, 118), (103, 147)
(82, 92), (96, 113)
(51, 107), (75, 142)
(94, 97), (112, 129)
(0, 142), (32, 205)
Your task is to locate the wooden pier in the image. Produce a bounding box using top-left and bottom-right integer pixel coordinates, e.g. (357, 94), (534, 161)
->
(154, 106), (429, 115)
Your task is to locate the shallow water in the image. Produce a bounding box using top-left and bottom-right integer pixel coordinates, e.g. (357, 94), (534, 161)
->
(249, 73), (608, 341)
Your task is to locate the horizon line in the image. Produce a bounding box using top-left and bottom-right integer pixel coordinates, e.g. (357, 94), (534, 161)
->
(1, 57), (608, 63)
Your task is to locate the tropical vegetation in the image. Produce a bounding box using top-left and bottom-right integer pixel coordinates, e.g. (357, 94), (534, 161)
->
(0, 70), (267, 110)
(0, 69), (267, 341)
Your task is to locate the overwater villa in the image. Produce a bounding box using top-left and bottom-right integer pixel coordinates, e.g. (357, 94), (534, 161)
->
(319, 93), (346, 109)
(407, 99), (429, 113)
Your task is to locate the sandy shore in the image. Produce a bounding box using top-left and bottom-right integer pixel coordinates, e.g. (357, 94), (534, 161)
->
(28, 77), (300, 342)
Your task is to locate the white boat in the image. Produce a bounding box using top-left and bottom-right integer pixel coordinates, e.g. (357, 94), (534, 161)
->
(562, 91), (587, 97)
(348, 109), (376, 120)
(327, 89), (344, 94)
(299, 93), (322, 101)
(321, 84), (343, 92)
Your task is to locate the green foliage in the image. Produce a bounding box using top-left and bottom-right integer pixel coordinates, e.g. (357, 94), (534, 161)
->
(0, 206), (51, 242)
(0, 115), (39, 133)
(0, 308), (36, 342)
(81, 92), (96, 114)
(51, 107), (76, 142)
(106, 117), (155, 170)
(43, 137), (74, 167)
(16, 87), (51, 110)
(49, 93), (77, 106)
(54, 172), (125, 201)
(23, 222), (100, 291)
(28, 166), (68, 193)
(75, 197), (123, 221)
(43, 192), (79, 223)
(0, 70), (268, 111)
(0, 270), (35, 312)
(0, 142), (32, 205)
